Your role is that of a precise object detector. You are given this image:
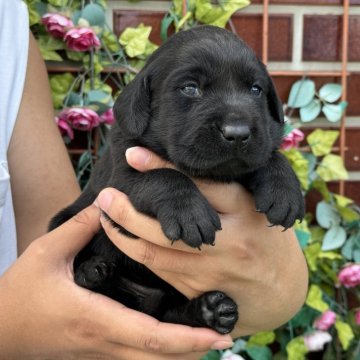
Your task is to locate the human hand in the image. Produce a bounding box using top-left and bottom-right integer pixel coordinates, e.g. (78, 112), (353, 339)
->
(0, 204), (234, 359)
(97, 146), (308, 338)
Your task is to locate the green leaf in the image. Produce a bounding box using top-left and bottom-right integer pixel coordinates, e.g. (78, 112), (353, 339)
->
(119, 24), (153, 58)
(316, 201), (341, 229)
(281, 149), (309, 190)
(49, 73), (75, 108)
(81, 3), (106, 27)
(248, 331), (275, 347)
(319, 83), (342, 103)
(195, 0), (250, 28)
(322, 104), (344, 122)
(66, 50), (85, 62)
(160, 12), (177, 41)
(48, 0), (66, 6)
(335, 320), (354, 350)
(101, 30), (121, 52)
(291, 306), (319, 328)
(304, 243), (321, 271)
(316, 154), (348, 182)
(300, 99), (321, 122)
(321, 225), (347, 251)
(231, 338), (247, 353)
(307, 129), (339, 157)
(306, 284), (329, 312)
(38, 35), (66, 51)
(39, 48), (63, 62)
(287, 79), (315, 108)
(246, 345), (272, 360)
(286, 337), (308, 360)
(354, 249), (360, 262)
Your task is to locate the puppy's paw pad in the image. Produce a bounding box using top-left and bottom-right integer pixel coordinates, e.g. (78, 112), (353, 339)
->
(74, 256), (115, 289)
(200, 291), (238, 334)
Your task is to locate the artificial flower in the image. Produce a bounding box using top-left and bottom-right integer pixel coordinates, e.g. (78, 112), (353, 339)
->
(42, 13), (73, 38)
(304, 331), (332, 352)
(338, 264), (360, 288)
(55, 115), (74, 140)
(64, 27), (101, 52)
(59, 107), (100, 131)
(100, 108), (115, 125)
(313, 310), (337, 331)
(281, 128), (304, 150)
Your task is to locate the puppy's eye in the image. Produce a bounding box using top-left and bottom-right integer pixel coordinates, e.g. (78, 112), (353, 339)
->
(250, 85), (262, 96)
(181, 84), (201, 97)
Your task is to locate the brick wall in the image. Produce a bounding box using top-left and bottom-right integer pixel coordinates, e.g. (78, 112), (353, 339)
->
(106, 0), (360, 202)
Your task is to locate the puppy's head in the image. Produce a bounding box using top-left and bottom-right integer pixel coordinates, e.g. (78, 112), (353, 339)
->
(114, 25), (284, 180)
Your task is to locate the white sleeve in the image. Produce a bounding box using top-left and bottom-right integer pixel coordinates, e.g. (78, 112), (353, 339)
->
(0, 0), (30, 274)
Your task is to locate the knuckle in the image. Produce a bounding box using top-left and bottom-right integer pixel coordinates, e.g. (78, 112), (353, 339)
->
(139, 241), (156, 267)
(72, 210), (92, 227)
(140, 332), (166, 353)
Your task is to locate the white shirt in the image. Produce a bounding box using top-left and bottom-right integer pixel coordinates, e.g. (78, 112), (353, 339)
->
(0, 0), (29, 274)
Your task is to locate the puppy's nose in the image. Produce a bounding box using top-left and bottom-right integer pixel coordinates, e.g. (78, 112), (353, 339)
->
(221, 124), (251, 142)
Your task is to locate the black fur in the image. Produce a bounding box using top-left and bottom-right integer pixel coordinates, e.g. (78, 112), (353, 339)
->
(50, 26), (304, 334)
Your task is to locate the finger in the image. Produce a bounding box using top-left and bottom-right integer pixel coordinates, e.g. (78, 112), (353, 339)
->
(46, 204), (101, 257)
(194, 180), (255, 214)
(95, 295), (233, 354)
(126, 146), (175, 172)
(100, 215), (195, 274)
(97, 188), (201, 253)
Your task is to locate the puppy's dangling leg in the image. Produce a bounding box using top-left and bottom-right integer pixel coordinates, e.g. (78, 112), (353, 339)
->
(160, 291), (238, 334)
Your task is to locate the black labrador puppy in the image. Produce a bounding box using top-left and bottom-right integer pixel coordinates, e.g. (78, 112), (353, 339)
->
(50, 25), (304, 334)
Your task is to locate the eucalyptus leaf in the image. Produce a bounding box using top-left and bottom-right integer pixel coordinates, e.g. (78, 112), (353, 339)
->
(72, 10), (82, 25)
(353, 249), (360, 262)
(231, 338), (247, 353)
(300, 99), (321, 122)
(287, 79), (315, 108)
(321, 225), (347, 251)
(86, 89), (112, 105)
(322, 104), (344, 122)
(246, 345), (272, 360)
(319, 83), (342, 103)
(341, 236), (354, 259)
(316, 201), (341, 229)
(81, 3), (106, 27)
(64, 92), (82, 107)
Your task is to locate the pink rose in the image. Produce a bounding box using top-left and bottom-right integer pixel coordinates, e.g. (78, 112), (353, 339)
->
(281, 128), (304, 150)
(355, 309), (360, 325)
(313, 310), (336, 331)
(64, 27), (101, 52)
(100, 108), (115, 125)
(55, 116), (74, 140)
(41, 13), (73, 39)
(304, 331), (332, 352)
(59, 107), (100, 131)
(338, 264), (360, 288)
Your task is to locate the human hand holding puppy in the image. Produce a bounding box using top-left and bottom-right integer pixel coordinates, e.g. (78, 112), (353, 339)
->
(96, 146), (309, 337)
(0, 204), (233, 359)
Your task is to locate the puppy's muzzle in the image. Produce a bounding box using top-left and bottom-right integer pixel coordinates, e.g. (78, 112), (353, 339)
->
(220, 124), (251, 143)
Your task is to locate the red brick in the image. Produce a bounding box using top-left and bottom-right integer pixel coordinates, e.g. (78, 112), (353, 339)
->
(303, 15), (360, 61)
(229, 14), (293, 61)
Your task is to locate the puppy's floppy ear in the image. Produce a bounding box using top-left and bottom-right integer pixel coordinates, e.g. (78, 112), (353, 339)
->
(113, 72), (151, 138)
(266, 76), (285, 124)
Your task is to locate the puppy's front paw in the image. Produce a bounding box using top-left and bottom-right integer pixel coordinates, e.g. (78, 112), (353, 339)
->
(157, 194), (221, 248)
(199, 291), (238, 334)
(254, 179), (304, 229)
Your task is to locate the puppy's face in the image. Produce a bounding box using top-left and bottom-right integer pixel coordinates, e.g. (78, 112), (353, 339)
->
(114, 26), (284, 180)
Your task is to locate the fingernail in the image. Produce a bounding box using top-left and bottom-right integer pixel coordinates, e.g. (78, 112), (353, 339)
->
(126, 147), (151, 167)
(211, 340), (234, 350)
(97, 190), (114, 211)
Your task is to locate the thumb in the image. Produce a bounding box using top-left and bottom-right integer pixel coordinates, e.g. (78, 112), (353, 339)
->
(47, 203), (101, 257)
